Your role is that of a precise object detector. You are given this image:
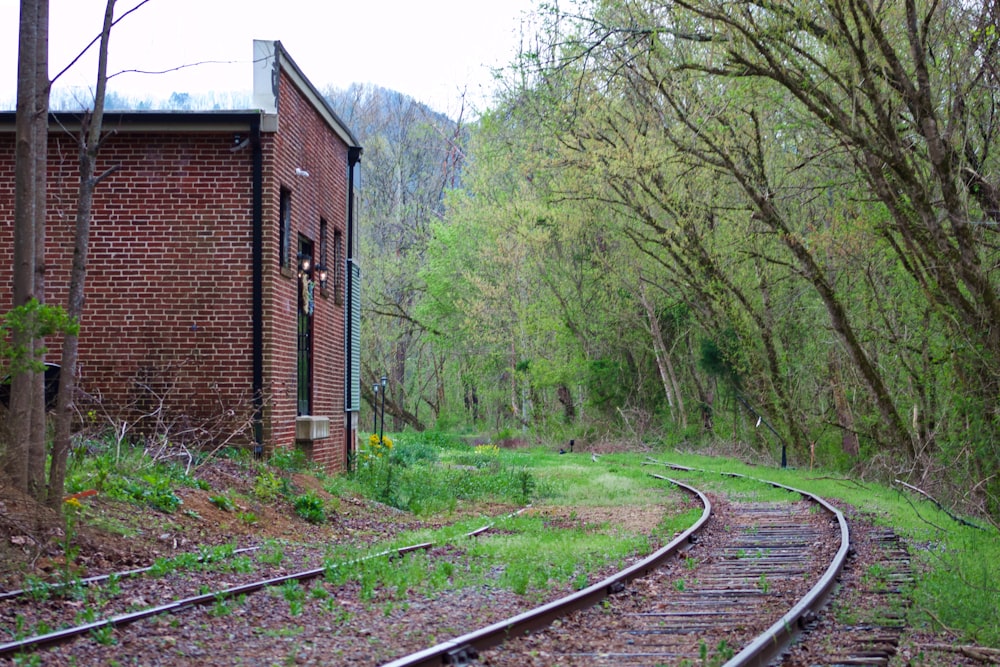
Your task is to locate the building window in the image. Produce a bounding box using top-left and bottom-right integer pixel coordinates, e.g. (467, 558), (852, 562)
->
(333, 229), (344, 305)
(279, 188), (292, 270)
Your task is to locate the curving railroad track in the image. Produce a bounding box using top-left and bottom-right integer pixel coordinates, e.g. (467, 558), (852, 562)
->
(0, 463), (911, 666)
(386, 470), (850, 667)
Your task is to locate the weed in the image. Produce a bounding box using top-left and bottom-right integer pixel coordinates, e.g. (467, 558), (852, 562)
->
(209, 493), (237, 512)
(696, 638), (734, 667)
(149, 551), (200, 577)
(322, 597), (351, 622)
(280, 580), (305, 604)
(238, 511), (258, 525)
(288, 599), (304, 616)
(269, 448), (310, 472)
(74, 607), (98, 625)
(253, 470), (284, 502)
(11, 614), (27, 640)
(209, 593), (232, 617)
(260, 625), (304, 638)
(260, 540), (286, 567)
(90, 625), (116, 646)
(276, 581), (307, 616)
(227, 556), (255, 574)
(108, 475), (182, 513)
(22, 576), (51, 602)
(758, 573), (770, 594)
(197, 543), (233, 565)
(293, 490), (326, 524)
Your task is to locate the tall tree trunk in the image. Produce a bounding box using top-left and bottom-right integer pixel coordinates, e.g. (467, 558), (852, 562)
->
(829, 351), (860, 457)
(26, 0), (50, 499)
(49, 0), (116, 509)
(638, 279), (687, 429)
(556, 384), (575, 423)
(5, 0), (48, 494)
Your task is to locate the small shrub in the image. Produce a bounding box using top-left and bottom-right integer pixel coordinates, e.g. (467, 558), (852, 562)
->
(270, 448), (309, 472)
(293, 491), (326, 524)
(389, 440), (439, 467)
(106, 476), (182, 513)
(209, 494), (236, 512)
(253, 470), (284, 502)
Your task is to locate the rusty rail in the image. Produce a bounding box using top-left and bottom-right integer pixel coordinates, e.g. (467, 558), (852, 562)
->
(381, 476), (712, 667)
(0, 508), (528, 659)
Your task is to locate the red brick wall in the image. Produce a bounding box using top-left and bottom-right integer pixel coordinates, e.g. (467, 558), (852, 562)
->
(1, 76), (353, 472)
(262, 71), (350, 471)
(0, 128), (257, 442)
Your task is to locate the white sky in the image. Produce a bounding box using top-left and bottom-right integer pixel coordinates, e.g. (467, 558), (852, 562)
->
(0, 0), (538, 117)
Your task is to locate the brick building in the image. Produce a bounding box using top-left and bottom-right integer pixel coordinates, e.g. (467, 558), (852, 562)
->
(0, 41), (363, 472)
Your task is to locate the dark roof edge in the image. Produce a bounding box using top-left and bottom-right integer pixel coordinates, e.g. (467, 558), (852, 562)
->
(0, 110), (262, 132)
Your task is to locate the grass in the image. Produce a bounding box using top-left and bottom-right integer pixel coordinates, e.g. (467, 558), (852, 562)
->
(338, 432), (552, 513)
(316, 443), (695, 603)
(50, 426), (999, 651)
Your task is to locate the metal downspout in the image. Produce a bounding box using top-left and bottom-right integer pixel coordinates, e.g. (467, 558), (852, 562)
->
(346, 145), (362, 469)
(251, 117), (265, 456)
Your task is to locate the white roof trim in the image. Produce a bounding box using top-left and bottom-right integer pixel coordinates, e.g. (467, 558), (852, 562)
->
(252, 39), (359, 148)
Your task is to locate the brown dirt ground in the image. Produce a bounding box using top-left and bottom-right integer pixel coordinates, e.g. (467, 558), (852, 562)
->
(1, 452), (996, 666)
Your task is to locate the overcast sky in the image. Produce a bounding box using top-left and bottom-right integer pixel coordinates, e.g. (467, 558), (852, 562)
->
(0, 0), (538, 116)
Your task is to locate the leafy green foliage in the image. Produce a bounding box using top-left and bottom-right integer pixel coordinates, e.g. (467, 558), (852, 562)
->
(252, 470), (286, 502)
(0, 299), (79, 374)
(105, 475), (182, 513)
(268, 447), (311, 473)
(208, 493), (236, 512)
(346, 432), (546, 513)
(292, 490), (326, 525)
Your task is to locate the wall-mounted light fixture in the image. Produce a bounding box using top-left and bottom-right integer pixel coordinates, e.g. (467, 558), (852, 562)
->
(298, 254), (329, 290)
(295, 167), (310, 177)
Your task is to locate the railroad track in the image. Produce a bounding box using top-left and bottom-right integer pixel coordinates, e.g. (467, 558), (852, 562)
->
(0, 511), (526, 660)
(385, 470), (850, 667)
(1, 465), (892, 666)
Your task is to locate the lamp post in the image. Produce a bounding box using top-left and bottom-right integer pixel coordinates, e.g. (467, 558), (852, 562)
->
(372, 382), (380, 435)
(379, 375), (387, 444)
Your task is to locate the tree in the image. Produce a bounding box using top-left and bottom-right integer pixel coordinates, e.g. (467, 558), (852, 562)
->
(48, 0), (121, 509)
(493, 0), (998, 515)
(5, 0), (50, 498)
(329, 85), (469, 432)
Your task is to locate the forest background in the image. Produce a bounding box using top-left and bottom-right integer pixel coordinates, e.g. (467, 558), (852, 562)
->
(4, 0), (1000, 524)
(337, 0), (1000, 525)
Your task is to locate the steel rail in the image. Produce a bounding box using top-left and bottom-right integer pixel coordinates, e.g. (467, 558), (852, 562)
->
(647, 461), (852, 667)
(380, 476), (712, 667)
(0, 546), (262, 602)
(0, 508), (528, 659)
(717, 472), (850, 667)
